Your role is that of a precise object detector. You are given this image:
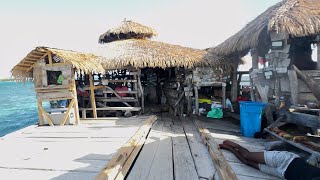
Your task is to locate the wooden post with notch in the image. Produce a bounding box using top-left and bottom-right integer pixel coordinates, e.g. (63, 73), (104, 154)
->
(89, 73), (98, 118)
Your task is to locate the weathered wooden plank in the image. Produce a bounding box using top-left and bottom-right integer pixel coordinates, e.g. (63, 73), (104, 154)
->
(193, 118), (238, 180)
(127, 121), (164, 180)
(146, 120), (173, 180)
(171, 124), (199, 180)
(181, 118), (216, 179)
(95, 115), (157, 180)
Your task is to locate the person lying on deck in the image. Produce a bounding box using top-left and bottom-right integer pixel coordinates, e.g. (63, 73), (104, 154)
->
(219, 140), (320, 180)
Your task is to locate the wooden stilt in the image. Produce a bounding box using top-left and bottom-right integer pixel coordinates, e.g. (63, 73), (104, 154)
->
(288, 70), (298, 105)
(231, 67), (238, 102)
(37, 99), (44, 126)
(194, 86), (199, 115)
(72, 69), (80, 124)
(89, 73), (97, 118)
(222, 83), (226, 109)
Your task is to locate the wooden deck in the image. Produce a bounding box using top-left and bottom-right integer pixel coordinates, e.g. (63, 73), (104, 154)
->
(0, 116), (150, 180)
(127, 115), (217, 180)
(0, 114), (282, 180)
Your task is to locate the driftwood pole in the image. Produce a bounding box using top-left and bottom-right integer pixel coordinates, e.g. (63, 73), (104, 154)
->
(231, 67), (238, 102)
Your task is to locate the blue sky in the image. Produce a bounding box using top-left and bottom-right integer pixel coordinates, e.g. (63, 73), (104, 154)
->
(0, 0), (281, 78)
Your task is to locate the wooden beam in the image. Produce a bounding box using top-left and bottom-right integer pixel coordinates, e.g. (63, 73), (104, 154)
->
(194, 86), (199, 115)
(26, 52), (48, 72)
(38, 101), (54, 126)
(193, 117), (238, 180)
(60, 99), (75, 126)
(71, 69), (80, 125)
(137, 69), (144, 113)
(231, 67), (238, 102)
(89, 73), (97, 118)
(48, 52), (53, 66)
(24, 58), (39, 62)
(288, 70), (298, 105)
(37, 99), (44, 126)
(222, 83), (226, 109)
(96, 115), (157, 180)
(251, 48), (259, 69)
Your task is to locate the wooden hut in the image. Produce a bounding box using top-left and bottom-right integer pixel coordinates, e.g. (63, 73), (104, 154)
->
(208, 0), (320, 116)
(97, 20), (240, 117)
(11, 47), (105, 126)
(207, 0), (320, 158)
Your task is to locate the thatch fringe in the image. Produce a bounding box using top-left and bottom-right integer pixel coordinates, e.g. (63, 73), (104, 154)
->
(99, 20), (158, 43)
(211, 0), (320, 56)
(96, 39), (237, 71)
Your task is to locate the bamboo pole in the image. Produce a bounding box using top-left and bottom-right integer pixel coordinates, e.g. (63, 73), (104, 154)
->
(89, 73), (98, 118)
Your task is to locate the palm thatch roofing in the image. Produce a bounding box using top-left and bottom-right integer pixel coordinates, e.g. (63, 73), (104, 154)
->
(11, 47), (105, 80)
(211, 0), (320, 56)
(96, 39), (238, 71)
(99, 20), (158, 43)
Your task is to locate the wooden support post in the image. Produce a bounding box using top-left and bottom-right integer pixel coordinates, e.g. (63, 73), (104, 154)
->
(37, 99), (44, 126)
(138, 69), (144, 113)
(249, 74), (255, 101)
(194, 86), (199, 115)
(187, 80), (192, 116)
(72, 69), (80, 124)
(231, 68), (238, 102)
(89, 73), (97, 118)
(317, 43), (320, 70)
(251, 48), (259, 69)
(222, 83), (226, 109)
(288, 70), (298, 105)
(48, 52), (53, 66)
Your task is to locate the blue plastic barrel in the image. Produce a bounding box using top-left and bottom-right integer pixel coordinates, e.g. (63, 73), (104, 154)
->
(239, 101), (266, 137)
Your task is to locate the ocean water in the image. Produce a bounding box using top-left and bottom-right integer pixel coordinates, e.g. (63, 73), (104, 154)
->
(0, 81), (39, 137)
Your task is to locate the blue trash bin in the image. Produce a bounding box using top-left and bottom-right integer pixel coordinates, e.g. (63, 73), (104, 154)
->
(239, 101), (266, 137)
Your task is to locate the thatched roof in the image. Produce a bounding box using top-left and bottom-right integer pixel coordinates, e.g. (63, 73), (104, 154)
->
(211, 0), (320, 56)
(96, 39), (237, 71)
(11, 47), (105, 80)
(99, 20), (158, 43)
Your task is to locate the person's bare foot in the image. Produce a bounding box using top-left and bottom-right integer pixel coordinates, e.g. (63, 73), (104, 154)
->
(223, 140), (240, 148)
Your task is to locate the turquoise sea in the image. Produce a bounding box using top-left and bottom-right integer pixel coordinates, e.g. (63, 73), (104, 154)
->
(0, 81), (39, 137)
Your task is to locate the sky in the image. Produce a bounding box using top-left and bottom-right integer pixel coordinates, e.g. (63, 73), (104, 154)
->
(0, 0), (282, 78)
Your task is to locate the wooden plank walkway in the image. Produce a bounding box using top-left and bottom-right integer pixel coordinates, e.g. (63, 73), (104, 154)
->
(0, 116), (150, 180)
(195, 116), (281, 180)
(127, 115), (217, 180)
